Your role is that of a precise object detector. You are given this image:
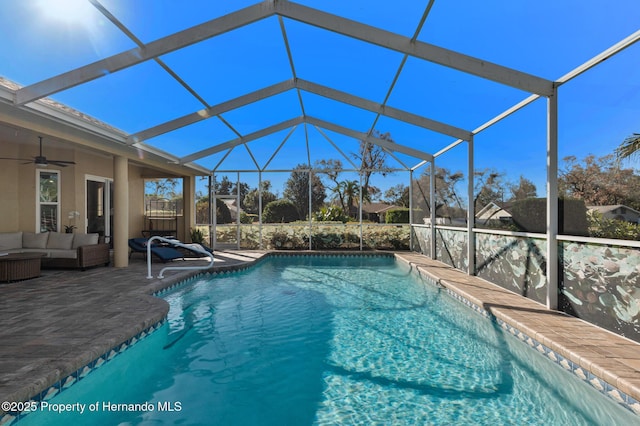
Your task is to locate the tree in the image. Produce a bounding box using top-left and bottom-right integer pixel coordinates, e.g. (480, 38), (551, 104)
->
(283, 164), (326, 218)
(412, 166), (466, 220)
(615, 133), (640, 161)
(232, 181), (250, 202)
(384, 184), (410, 207)
(353, 131), (392, 196)
(559, 154), (640, 210)
(316, 159), (346, 212)
(342, 180), (360, 218)
(474, 169), (503, 211)
(145, 178), (180, 199)
(214, 176), (233, 195)
(507, 176), (537, 202)
(243, 180), (277, 215)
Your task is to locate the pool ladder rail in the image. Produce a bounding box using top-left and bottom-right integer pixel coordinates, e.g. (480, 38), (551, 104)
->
(146, 236), (214, 279)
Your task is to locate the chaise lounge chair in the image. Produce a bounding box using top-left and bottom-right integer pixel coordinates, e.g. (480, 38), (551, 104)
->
(177, 242), (214, 258)
(128, 238), (184, 263)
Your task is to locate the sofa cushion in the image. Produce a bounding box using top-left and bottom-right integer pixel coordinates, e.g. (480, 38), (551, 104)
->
(0, 248), (24, 255)
(47, 232), (74, 250)
(20, 248), (50, 257)
(0, 232), (23, 251)
(72, 233), (99, 249)
(23, 232), (49, 249)
(45, 248), (78, 259)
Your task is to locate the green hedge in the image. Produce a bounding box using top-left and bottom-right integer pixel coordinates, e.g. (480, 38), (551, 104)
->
(510, 197), (588, 235)
(216, 201), (232, 224)
(263, 199), (300, 223)
(386, 208), (409, 223)
(385, 208), (423, 224)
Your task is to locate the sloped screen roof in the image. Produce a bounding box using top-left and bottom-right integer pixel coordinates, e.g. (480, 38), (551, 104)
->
(0, 0), (638, 178)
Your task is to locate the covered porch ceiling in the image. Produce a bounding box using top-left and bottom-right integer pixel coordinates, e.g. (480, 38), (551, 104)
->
(0, 0), (638, 176)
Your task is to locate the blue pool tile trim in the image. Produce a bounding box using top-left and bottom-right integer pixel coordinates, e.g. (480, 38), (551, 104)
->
(416, 271), (640, 417)
(170, 251), (640, 418)
(0, 320), (166, 425)
(4, 252), (637, 424)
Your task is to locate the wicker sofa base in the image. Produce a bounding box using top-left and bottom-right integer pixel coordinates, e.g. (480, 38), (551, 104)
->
(40, 243), (111, 270)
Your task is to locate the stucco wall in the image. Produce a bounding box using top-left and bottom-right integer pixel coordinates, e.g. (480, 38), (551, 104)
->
(0, 140), (149, 238)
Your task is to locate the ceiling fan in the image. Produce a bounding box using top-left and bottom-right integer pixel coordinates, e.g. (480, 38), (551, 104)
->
(0, 136), (75, 167)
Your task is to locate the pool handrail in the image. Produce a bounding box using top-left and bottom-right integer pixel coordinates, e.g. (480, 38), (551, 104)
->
(146, 236), (214, 279)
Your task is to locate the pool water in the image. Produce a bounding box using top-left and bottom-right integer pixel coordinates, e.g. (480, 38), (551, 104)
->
(19, 255), (638, 425)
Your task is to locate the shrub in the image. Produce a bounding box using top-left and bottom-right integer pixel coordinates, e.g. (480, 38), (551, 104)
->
(313, 206), (348, 223)
(510, 197), (588, 235)
(216, 201), (232, 224)
(386, 208), (409, 223)
(263, 199), (300, 223)
(306, 232), (342, 249)
(269, 228), (305, 249)
(190, 227), (205, 244)
(239, 212), (254, 224)
(588, 211), (640, 240)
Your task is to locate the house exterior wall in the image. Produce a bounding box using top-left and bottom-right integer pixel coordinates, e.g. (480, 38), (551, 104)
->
(0, 140), (149, 239)
(603, 207), (640, 223)
(0, 155), (20, 231)
(127, 164), (147, 239)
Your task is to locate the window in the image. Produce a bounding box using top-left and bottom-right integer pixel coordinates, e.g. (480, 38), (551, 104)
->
(38, 170), (60, 232)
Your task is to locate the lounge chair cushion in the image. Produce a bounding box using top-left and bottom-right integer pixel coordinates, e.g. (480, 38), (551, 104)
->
(47, 232), (74, 250)
(151, 247), (183, 262)
(181, 243), (213, 255)
(128, 238), (150, 253)
(73, 233), (99, 248)
(23, 232), (49, 249)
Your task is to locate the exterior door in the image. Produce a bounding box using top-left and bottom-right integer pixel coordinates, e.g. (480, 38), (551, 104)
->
(86, 177), (113, 244)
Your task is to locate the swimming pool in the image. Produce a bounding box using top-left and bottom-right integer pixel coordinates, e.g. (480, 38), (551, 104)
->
(17, 255), (638, 425)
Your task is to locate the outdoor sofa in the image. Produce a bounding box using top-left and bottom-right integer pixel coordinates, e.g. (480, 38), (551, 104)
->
(0, 231), (110, 270)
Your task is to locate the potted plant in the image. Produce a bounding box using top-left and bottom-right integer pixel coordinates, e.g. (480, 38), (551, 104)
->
(190, 227), (205, 244)
(66, 211), (80, 233)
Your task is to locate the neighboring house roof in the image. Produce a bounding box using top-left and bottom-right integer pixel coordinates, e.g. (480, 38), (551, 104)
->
(361, 203), (401, 214)
(476, 202), (512, 220)
(587, 205), (640, 215)
(222, 199), (244, 216)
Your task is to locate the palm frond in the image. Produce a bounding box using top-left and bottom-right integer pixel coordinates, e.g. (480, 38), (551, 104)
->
(615, 133), (640, 160)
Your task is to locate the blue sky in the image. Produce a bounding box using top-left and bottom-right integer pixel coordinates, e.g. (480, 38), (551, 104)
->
(0, 0), (638, 201)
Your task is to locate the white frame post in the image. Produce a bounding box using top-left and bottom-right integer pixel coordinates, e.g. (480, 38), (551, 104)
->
(258, 170), (263, 250)
(308, 169), (313, 250)
(409, 169), (414, 251)
(236, 171), (241, 250)
(467, 136), (475, 276)
(547, 87), (559, 309)
(430, 158), (436, 259)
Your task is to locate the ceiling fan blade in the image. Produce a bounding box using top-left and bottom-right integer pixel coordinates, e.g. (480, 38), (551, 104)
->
(0, 157), (33, 161)
(48, 160), (75, 167)
(48, 159), (75, 164)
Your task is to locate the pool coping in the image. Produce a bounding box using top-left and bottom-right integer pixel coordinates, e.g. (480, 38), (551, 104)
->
(395, 252), (640, 417)
(1, 250), (639, 423)
(0, 251), (269, 425)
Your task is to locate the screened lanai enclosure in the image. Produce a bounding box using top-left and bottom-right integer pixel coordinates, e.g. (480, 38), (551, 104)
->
(1, 1), (640, 340)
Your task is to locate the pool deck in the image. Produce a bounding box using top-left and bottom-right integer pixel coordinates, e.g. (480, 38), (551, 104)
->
(1, 250), (640, 419)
